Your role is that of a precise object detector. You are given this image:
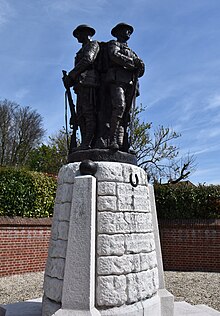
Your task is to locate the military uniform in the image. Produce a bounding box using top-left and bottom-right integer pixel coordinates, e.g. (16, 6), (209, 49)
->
(106, 35), (145, 150)
(66, 25), (100, 149)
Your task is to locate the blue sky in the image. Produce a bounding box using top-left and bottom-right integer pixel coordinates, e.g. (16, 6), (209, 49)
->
(0, 0), (220, 184)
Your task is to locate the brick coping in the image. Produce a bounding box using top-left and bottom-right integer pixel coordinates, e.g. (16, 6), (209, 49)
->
(0, 216), (52, 227)
(158, 219), (220, 228)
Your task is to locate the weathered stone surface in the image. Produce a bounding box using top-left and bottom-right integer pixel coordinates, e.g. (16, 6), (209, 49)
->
(124, 212), (153, 233)
(53, 202), (71, 221)
(134, 196), (150, 212)
(116, 183), (148, 197)
(97, 234), (125, 256)
(57, 163), (80, 184)
(122, 163), (148, 185)
(62, 176), (97, 311)
(126, 269), (158, 303)
(49, 239), (67, 258)
(97, 254), (140, 275)
(42, 294), (61, 316)
(97, 275), (127, 307)
(55, 183), (73, 203)
(125, 233), (155, 253)
(98, 182), (116, 196)
(98, 212), (129, 234)
(44, 275), (63, 302)
(140, 251), (157, 270)
(98, 196), (117, 212)
(96, 162), (123, 182)
(57, 221), (69, 240)
(51, 219), (59, 240)
(117, 195), (134, 212)
(45, 257), (65, 279)
(117, 195), (150, 212)
(51, 220), (69, 241)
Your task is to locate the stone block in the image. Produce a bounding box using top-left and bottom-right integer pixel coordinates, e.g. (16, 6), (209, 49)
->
(96, 162), (123, 182)
(97, 234), (125, 256)
(51, 220), (69, 241)
(53, 202), (71, 222)
(57, 221), (69, 240)
(126, 269), (158, 303)
(98, 182), (116, 196)
(44, 275), (63, 302)
(97, 275), (127, 307)
(55, 183), (73, 203)
(62, 176), (97, 311)
(97, 254), (140, 275)
(51, 219), (59, 240)
(49, 239), (67, 258)
(158, 289), (174, 316)
(45, 257), (65, 279)
(124, 212), (153, 233)
(118, 195), (134, 212)
(98, 196), (117, 212)
(125, 233), (155, 253)
(98, 212), (129, 234)
(134, 196), (150, 212)
(0, 306), (6, 316)
(117, 183), (148, 197)
(42, 294), (61, 316)
(122, 163), (148, 185)
(57, 163), (80, 184)
(148, 184), (165, 289)
(140, 251), (157, 270)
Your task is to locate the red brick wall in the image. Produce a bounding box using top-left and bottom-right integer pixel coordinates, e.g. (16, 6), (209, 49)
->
(159, 219), (220, 272)
(0, 217), (52, 277)
(0, 218), (219, 276)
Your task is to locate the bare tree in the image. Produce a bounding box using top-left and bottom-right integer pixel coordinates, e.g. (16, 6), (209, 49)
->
(0, 99), (45, 166)
(130, 105), (196, 184)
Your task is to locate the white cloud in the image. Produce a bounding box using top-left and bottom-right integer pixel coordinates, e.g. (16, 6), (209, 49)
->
(207, 94), (220, 110)
(0, 0), (14, 27)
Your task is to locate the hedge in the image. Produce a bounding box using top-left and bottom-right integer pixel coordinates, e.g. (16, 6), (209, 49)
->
(0, 167), (57, 217)
(1, 167), (220, 220)
(154, 183), (220, 219)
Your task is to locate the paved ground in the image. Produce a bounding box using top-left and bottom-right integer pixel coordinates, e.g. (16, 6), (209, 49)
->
(0, 271), (219, 312)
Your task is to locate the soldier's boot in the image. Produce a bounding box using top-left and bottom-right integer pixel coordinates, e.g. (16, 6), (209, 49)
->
(109, 117), (120, 150)
(80, 118), (95, 150)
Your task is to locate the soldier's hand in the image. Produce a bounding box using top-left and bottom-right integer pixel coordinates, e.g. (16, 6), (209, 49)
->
(63, 75), (73, 89)
(134, 57), (142, 68)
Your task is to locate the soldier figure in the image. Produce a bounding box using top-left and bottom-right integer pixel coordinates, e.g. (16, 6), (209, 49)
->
(63, 24), (100, 150)
(106, 23), (145, 151)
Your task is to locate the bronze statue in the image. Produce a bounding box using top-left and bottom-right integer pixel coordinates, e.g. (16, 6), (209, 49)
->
(63, 23), (145, 164)
(63, 24), (100, 150)
(106, 23), (145, 151)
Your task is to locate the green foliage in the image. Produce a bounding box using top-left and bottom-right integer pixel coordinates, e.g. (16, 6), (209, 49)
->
(155, 183), (220, 219)
(0, 167), (57, 217)
(27, 128), (69, 174)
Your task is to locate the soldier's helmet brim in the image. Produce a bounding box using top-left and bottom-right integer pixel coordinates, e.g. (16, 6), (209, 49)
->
(111, 23), (134, 37)
(73, 24), (96, 38)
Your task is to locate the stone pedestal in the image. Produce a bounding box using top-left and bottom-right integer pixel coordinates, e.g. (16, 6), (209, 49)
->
(42, 162), (174, 316)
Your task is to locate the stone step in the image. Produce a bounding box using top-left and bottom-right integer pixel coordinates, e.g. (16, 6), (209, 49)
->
(174, 301), (220, 316)
(3, 298), (220, 316)
(195, 304), (220, 316)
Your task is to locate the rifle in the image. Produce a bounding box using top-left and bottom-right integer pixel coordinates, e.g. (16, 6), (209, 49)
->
(123, 71), (139, 152)
(62, 70), (78, 151)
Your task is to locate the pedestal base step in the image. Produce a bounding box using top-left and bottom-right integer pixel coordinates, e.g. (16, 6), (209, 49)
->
(174, 302), (220, 316)
(2, 298), (220, 316)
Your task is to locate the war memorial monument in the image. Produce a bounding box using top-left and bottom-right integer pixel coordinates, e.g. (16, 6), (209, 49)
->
(42, 23), (174, 316)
